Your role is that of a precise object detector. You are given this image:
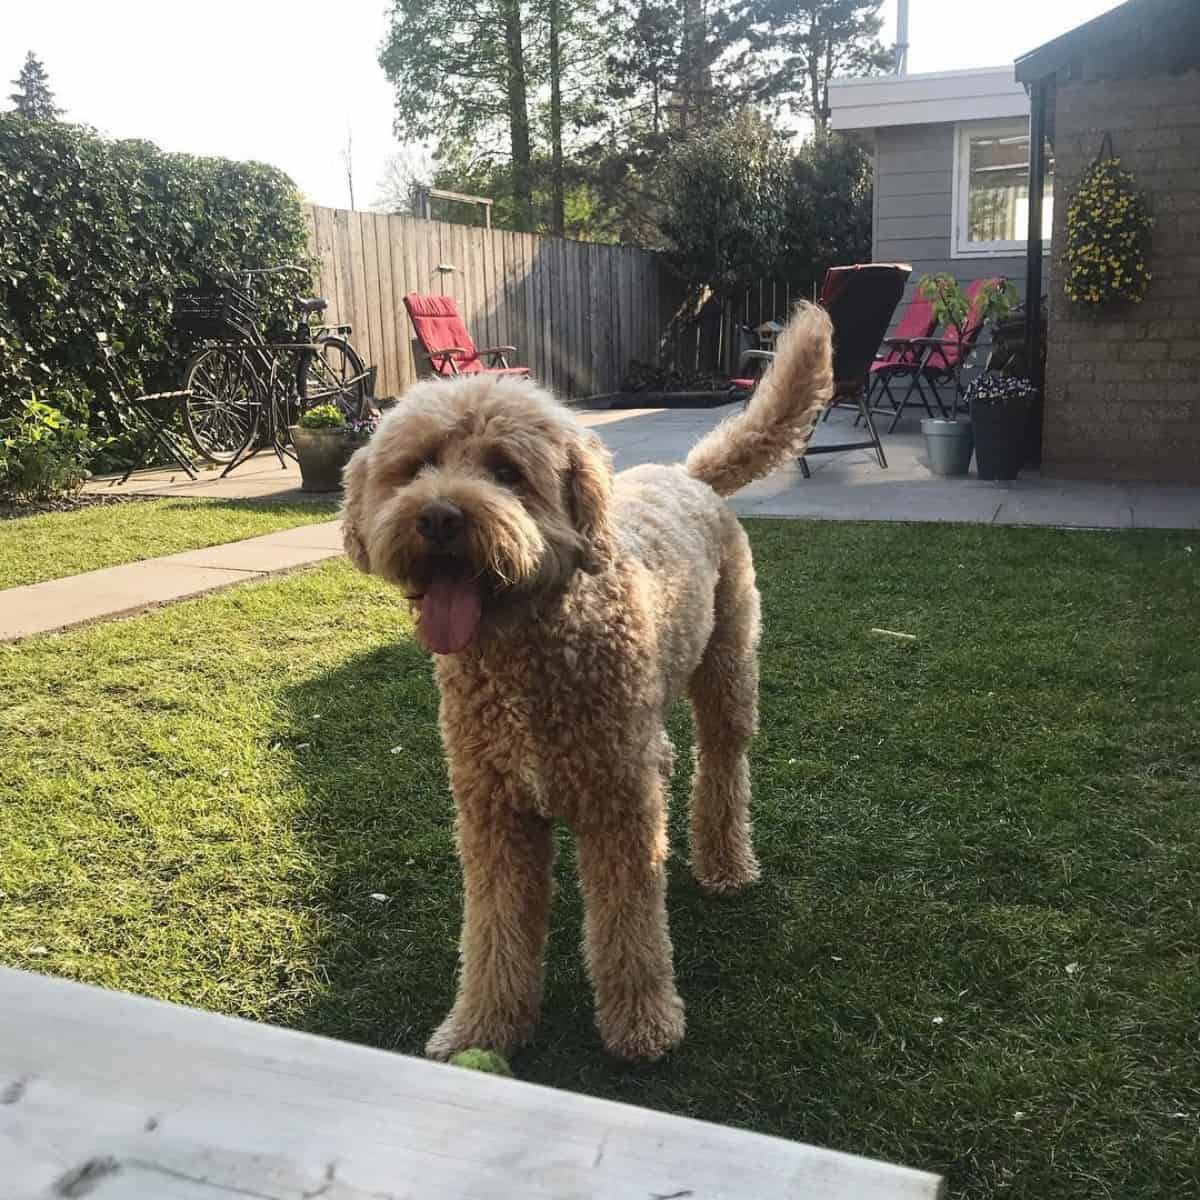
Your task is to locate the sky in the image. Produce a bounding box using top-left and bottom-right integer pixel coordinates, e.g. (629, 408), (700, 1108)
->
(5, 0), (1123, 211)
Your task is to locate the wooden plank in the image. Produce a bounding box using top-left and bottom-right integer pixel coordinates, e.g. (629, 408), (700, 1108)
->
(388, 213), (415, 393)
(546, 235), (562, 392)
(345, 209), (373, 374)
(483, 227), (502, 354)
(331, 207), (356, 343)
(500, 230), (519, 367)
(373, 211), (401, 398)
(444, 220), (468, 329)
(359, 212), (387, 397)
(576, 241), (592, 396)
(560, 237), (577, 394)
(310, 206), (340, 324)
(0, 967), (943, 1200)
(516, 232), (536, 378)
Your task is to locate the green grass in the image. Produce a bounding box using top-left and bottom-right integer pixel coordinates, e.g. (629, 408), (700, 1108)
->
(0, 497), (339, 589)
(2, 521), (1198, 1198)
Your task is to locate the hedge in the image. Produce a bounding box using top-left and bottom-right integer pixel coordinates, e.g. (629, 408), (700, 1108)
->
(0, 115), (312, 497)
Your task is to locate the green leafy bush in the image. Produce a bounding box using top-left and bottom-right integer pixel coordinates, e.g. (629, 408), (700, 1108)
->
(0, 395), (91, 502)
(297, 403), (346, 430)
(658, 122), (874, 303)
(659, 111), (791, 300)
(0, 114), (312, 496)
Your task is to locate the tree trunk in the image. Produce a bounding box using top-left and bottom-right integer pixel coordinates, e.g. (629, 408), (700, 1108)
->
(808, 23), (825, 136)
(549, 0), (565, 234)
(679, 0), (706, 133)
(502, 0), (534, 229)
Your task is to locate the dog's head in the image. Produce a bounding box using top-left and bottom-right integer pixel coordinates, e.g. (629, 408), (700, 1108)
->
(341, 374), (615, 655)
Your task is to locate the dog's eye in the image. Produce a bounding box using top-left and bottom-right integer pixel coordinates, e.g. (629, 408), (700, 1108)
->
(492, 463), (522, 486)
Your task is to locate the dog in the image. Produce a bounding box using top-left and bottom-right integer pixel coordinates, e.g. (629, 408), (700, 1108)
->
(340, 302), (833, 1061)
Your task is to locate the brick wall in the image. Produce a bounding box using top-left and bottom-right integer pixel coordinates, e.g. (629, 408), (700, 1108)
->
(1042, 69), (1200, 482)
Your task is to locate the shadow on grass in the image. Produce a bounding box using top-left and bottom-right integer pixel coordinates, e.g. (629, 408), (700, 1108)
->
(274, 639), (785, 1109)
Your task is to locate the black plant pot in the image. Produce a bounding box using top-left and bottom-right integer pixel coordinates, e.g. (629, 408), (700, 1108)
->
(970, 398), (1029, 481)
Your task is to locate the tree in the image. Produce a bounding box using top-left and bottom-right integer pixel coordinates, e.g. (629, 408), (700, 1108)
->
(780, 132), (873, 294)
(750, 1), (891, 135)
(373, 146), (437, 213)
(379, 0), (543, 228)
(8, 51), (61, 121)
(658, 109), (791, 299)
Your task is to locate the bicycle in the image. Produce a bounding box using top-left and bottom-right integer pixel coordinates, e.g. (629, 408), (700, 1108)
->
(174, 266), (373, 474)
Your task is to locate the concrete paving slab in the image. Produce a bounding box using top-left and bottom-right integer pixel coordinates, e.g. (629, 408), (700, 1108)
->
(0, 560), (257, 641)
(1128, 484), (1200, 530)
(995, 482), (1135, 529)
(166, 541), (343, 574)
(242, 520), (346, 551)
(80, 404), (1200, 531)
(736, 479), (1009, 524)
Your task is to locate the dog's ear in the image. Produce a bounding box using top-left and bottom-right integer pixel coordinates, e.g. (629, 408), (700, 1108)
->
(340, 445), (372, 573)
(567, 431), (616, 573)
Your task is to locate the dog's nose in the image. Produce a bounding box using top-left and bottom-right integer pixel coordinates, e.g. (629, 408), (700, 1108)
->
(416, 499), (465, 546)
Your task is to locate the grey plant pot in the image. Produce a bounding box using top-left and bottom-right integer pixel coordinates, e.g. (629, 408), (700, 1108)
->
(921, 417), (974, 477)
(290, 426), (349, 493)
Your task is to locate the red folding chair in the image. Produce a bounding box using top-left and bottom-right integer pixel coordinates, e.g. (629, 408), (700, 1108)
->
(886, 277), (1002, 431)
(861, 291), (938, 423)
(403, 293), (529, 379)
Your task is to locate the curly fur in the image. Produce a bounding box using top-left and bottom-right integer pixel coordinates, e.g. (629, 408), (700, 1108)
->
(341, 302), (832, 1060)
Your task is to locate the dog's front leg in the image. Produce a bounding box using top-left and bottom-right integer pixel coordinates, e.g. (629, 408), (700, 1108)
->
(575, 759), (685, 1061)
(426, 765), (555, 1061)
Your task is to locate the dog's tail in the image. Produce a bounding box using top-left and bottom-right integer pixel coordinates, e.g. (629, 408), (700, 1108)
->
(685, 301), (834, 498)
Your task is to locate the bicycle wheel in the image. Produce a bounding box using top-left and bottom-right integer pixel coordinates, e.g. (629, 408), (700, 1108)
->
(298, 336), (369, 422)
(182, 346), (262, 463)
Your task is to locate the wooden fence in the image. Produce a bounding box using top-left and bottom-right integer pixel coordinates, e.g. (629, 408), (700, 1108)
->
(304, 206), (682, 400)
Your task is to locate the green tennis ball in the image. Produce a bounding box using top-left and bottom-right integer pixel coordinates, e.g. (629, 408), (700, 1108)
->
(448, 1048), (513, 1077)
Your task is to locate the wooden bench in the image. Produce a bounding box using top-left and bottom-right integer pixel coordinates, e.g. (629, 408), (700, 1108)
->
(0, 966), (944, 1198)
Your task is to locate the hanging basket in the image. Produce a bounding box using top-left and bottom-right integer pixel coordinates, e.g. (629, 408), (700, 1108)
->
(1064, 134), (1153, 307)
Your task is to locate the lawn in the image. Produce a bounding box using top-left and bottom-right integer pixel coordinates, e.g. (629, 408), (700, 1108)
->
(1, 521), (1197, 1198)
(0, 496), (339, 590)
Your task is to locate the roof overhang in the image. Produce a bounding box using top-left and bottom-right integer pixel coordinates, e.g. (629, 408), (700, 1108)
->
(827, 67), (1029, 132)
(1015, 0), (1199, 84)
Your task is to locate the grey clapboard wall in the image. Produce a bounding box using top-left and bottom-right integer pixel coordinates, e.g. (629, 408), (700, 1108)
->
(873, 122), (1031, 317)
(304, 207), (681, 400)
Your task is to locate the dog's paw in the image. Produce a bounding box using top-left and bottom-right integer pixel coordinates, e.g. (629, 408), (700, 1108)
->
(425, 1010), (533, 1061)
(694, 850), (761, 895)
(598, 990), (686, 1062)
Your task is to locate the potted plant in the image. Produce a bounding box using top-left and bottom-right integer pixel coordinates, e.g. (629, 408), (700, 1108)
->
(915, 274), (1017, 476)
(290, 404), (350, 493)
(965, 373), (1038, 481)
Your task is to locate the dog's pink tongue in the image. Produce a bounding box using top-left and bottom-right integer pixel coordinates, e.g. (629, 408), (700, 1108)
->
(419, 571), (482, 655)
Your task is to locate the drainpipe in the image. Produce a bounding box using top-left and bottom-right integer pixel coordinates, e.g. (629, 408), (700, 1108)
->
(1024, 79), (1048, 466)
(894, 0), (909, 74)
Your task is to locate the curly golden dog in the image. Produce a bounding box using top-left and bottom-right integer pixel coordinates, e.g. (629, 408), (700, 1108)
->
(341, 302), (833, 1061)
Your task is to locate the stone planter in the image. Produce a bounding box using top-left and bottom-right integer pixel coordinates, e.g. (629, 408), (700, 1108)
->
(921, 417), (974, 477)
(290, 426), (350, 493)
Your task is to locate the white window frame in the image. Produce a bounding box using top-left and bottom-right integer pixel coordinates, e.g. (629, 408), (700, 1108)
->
(952, 119), (1049, 259)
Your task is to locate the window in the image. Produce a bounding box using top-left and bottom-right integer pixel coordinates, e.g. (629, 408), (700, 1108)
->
(952, 121), (1053, 257)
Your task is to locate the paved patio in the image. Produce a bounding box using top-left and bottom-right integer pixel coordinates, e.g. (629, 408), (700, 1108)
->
(87, 404), (1200, 530)
(7, 405), (1196, 641)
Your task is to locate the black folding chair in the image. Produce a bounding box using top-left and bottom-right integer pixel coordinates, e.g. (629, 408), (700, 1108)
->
(97, 340), (199, 484)
(730, 263), (908, 477)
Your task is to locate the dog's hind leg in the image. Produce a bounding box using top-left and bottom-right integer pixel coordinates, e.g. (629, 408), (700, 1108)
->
(687, 517), (762, 894)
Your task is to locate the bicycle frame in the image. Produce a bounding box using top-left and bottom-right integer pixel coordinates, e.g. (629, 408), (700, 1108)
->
(193, 267), (370, 477)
